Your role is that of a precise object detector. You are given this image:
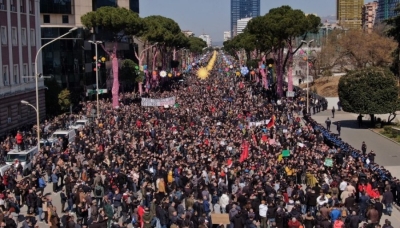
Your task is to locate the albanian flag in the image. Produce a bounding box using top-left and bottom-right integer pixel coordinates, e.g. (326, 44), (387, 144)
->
(239, 140), (250, 163)
(267, 115), (276, 129)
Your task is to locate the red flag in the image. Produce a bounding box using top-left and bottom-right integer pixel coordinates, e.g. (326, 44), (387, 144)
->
(239, 141), (249, 163)
(267, 115), (276, 129)
(252, 134), (257, 146)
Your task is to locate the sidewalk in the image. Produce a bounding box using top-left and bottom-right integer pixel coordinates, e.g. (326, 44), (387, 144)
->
(310, 110), (400, 227)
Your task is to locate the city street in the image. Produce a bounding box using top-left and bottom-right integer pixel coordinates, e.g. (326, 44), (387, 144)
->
(312, 110), (400, 227)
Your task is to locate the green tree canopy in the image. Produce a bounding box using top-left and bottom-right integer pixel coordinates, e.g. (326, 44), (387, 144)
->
(385, 4), (400, 76)
(81, 6), (142, 37)
(120, 59), (138, 82)
(338, 67), (400, 115)
(58, 89), (71, 111)
(188, 37), (207, 54)
(139, 15), (182, 45)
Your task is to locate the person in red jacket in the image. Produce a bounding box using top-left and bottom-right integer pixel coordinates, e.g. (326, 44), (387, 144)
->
(15, 131), (23, 151)
(288, 217), (301, 228)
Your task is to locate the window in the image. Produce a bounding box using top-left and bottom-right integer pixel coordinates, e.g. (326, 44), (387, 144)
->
(7, 106), (11, 118)
(62, 15), (69, 24)
(20, 0), (24, 12)
(13, 65), (18, 84)
(43, 15), (50, 23)
(21, 28), (26, 45)
(1, 26), (6, 45)
(29, 0), (32, 13)
(3, 65), (8, 85)
(18, 103), (21, 116)
(23, 64), (27, 83)
(10, 0), (16, 12)
(0, 0), (5, 11)
(30, 29), (35, 46)
(11, 27), (17, 46)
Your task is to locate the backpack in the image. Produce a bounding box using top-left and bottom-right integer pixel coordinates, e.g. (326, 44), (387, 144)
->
(95, 186), (102, 196)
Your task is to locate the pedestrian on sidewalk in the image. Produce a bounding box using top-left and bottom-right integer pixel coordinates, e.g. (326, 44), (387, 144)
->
(326, 118), (331, 131)
(336, 122), (341, 136)
(362, 142), (367, 156)
(358, 114), (364, 128)
(332, 106), (336, 118)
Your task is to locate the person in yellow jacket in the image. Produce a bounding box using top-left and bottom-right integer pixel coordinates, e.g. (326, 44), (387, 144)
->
(285, 165), (294, 176)
(167, 170), (174, 183)
(306, 171), (317, 187)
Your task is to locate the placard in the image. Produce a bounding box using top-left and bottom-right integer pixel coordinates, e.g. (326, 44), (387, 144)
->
(324, 158), (333, 167)
(282, 150), (290, 157)
(211, 214), (230, 225)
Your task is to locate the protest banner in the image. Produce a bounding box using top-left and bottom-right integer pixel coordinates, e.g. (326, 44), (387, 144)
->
(141, 97), (176, 107)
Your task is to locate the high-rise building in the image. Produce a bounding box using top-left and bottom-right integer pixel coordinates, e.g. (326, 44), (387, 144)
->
(39, 0), (139, 93)
(362, 1), (378, 33)
(376, 0), (400, 23)
(337, 0), (364, 29)
(223, 31), (231, 41)
(0, 0), (44, 135)
(199, 34), (212, 47)
(231, 0), (260, 37)
(236, 17), (252, 35)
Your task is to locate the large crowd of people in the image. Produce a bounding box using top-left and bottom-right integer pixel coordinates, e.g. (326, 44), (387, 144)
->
(0, 57), (397, 228)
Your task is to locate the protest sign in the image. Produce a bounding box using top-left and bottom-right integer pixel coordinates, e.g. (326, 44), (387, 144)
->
(141, 97), (176, 107)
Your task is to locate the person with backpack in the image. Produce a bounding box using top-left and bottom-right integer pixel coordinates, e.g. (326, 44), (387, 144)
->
(94, 184), (104, 207)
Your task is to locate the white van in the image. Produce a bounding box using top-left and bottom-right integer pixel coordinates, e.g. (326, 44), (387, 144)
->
(69, 119), (90, 130)
(6, 146), (38, 176)
(41, 129), (76, 147)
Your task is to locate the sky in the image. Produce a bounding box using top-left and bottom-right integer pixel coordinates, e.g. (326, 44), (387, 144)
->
(140, 0), (336, 43)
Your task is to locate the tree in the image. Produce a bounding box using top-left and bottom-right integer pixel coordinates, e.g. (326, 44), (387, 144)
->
(58, 89), (71, 111)
(81, 6), (142, 108)
(386, 3), (400, 78)
(338, 67), (400, 123)
(120, 59), (138, 82)
(253, 6), (320, 96)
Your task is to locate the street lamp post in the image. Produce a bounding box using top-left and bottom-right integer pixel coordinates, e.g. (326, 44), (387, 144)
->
(20, 100), (38, 147)
(88, 40), (102, 119)
(34, 27), (78, 152)
(301, 39), (314, 114)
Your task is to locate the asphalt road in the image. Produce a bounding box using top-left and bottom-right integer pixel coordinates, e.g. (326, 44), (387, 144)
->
(311, 110), (400, 227)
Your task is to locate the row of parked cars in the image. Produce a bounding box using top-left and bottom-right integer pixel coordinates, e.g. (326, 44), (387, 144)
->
(1, 118), (90, 176)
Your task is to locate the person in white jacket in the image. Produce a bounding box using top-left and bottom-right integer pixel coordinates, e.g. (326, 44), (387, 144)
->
(316, 193), (329, 209)
(219, 192), (230, 213)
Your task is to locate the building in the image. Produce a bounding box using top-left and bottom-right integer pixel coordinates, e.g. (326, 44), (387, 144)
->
(337, 0), (364, 29)
(39, 0), (139, 95)
(182, 30), (194, 37)
(199, 34), (212, 47)
(236, 17), (252, 35)
(0, 0), (44, 136)
(231, 0), (260, 37)
(362, 1), (378, 33)
(376, 0), (400, 23)
(223, 31), (231, 41)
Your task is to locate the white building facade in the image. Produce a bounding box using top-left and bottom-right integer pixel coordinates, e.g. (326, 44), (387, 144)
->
(199, 34), (212, 47)
(223, 31), (231, 41)
(236, 17), (252, 35)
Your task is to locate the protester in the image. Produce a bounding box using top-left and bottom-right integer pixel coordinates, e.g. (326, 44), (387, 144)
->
(0, 54), (396, 228)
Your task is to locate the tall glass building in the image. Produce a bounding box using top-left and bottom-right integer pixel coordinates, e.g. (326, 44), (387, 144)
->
(376, 0), (400, 23)
(231, 0), (260, 37)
